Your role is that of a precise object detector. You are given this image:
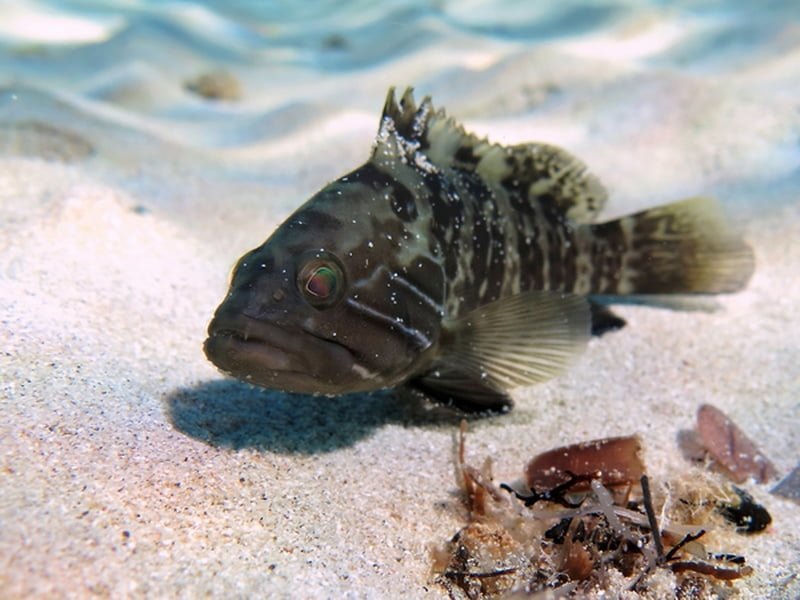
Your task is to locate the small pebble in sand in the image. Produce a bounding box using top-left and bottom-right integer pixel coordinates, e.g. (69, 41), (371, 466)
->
(184, 69), (242, 101)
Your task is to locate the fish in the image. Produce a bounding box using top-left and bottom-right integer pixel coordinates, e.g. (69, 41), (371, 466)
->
(204, 87), (755, 413)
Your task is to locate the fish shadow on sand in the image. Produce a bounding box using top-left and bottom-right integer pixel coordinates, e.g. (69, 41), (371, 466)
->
(164, 379), (461, 454)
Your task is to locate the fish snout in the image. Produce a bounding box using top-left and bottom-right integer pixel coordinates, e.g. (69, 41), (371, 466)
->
(204, 308), (355, 393)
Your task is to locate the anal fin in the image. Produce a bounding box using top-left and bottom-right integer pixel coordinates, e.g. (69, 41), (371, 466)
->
(407, 375), (513, 415)
(589, 301), (627, 336)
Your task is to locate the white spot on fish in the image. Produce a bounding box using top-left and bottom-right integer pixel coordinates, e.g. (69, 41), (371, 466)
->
(351, 363), (376, 379)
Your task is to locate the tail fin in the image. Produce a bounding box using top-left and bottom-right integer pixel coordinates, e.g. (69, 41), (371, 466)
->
(590, 197), (755, 295)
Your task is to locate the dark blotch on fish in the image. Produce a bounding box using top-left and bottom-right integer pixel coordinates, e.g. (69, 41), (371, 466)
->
(204, 88), (755, 413)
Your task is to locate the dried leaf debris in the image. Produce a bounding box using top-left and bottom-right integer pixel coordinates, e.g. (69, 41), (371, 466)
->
(679, 404), (777, 484)
(432, 423), (764, 599)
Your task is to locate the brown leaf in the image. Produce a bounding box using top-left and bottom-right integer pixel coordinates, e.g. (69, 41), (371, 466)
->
(525, 436), (644, 502)
(696, 404), (777, 484)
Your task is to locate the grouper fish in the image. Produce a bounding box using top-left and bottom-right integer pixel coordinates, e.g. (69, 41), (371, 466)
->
(204, 88), (754, 413)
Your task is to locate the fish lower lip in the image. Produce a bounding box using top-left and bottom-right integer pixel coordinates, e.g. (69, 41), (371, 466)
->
(205, 316), (304, 369)
(204, 314), (354, 385)
(205, 329), (300, 373)
(212, 328), (263, 344)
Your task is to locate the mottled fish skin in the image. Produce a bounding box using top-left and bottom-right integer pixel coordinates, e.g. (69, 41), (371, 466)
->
(204, 88), (754, 413)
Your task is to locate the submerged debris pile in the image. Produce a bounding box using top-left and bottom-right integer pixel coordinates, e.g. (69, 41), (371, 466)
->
(432, 424), (770, 599)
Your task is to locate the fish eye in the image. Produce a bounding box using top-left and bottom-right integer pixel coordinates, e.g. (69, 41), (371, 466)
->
(298, 254), (345, 308)
(307, 265), (337, 297)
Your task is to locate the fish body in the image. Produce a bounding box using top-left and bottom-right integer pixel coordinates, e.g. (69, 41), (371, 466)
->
(204, 88), (754, 412)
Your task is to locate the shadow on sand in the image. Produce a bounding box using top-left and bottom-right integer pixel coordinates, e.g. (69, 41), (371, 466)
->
(164, 379), (463, 454)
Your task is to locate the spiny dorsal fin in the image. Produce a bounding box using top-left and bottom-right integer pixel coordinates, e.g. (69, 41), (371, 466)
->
(374, 87), (607, 223)
(378, 87), (432, 147)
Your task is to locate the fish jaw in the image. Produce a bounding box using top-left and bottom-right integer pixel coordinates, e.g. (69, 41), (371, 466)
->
(204, 310), (356, 394)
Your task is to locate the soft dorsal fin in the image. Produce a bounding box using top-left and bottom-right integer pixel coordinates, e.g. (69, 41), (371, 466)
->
(485, 142), (608, 223)
(374, 87), (608, 223)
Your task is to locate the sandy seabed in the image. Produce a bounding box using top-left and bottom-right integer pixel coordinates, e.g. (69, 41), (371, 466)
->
(1, 2), (799, 598)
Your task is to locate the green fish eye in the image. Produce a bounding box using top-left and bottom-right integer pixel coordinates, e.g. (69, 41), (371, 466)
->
(299, 257), (345, 308)
(306, 266), (337, 298)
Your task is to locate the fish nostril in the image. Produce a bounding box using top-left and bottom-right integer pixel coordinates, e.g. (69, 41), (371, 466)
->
(272, 289), (286, 302)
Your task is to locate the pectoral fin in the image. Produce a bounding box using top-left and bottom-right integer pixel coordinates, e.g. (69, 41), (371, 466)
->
(410, 291), (591, 413)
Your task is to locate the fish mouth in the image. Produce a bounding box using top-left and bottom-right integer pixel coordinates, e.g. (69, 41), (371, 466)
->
(203, 312), (355, 393)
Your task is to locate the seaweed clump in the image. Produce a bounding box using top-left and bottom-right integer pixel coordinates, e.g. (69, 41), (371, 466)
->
(431, 423), (761, 599)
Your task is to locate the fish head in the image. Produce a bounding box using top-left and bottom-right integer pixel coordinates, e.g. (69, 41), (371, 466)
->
(204, 168), (445, 395)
